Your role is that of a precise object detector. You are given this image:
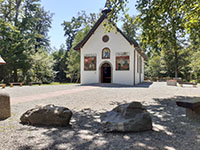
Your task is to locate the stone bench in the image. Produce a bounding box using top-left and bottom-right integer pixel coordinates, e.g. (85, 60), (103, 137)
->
(0, 93), (11, 120)
(176, 99), (200, 121)
(167, 80), (177, 86)
(179, 82), (197, 88)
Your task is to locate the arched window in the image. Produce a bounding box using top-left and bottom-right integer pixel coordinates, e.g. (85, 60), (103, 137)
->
(102, 48), (110, 59)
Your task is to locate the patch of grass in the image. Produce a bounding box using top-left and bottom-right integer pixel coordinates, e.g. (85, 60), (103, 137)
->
(42, 82), (78, 86)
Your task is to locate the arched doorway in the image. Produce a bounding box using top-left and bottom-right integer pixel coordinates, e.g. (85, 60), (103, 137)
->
(101, 63), (112, 83)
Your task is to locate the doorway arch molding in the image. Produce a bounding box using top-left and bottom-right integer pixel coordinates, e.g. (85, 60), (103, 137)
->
(99, 61), (113, 83)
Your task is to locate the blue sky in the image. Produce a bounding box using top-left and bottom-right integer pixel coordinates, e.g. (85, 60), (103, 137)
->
(40, 0), (138, 50)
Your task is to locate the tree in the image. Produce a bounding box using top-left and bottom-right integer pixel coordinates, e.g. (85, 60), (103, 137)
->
(181, 0), (200, 41)
(190, 50), (200, 82)
(62, 12), (98, 82)
(104, 0), (200, 80)
(31, 7), (53, 51)
(52, 45), (69, 82)
(102, 0), (128, 25)
(0, 0), (53, 83)
(26, 50), (55, 83)
(135, 0), (189, 78)
(121, 14), (137, 42)
(146, 54), (166, 79)
(62, 11), (98, 50)
(66, 50), (80, 83)
(66, 26), (91, 83)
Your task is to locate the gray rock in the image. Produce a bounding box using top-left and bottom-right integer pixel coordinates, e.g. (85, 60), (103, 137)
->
(20, 104), (72, 126)
(100, 102), (152, 132)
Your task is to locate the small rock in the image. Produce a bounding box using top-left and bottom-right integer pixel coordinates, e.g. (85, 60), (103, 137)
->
(100, 102), (152, 132)
(20, 104), (72, 126)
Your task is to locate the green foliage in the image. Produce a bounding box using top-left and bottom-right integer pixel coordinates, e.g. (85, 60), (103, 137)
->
(52, 45), (69, 82)
(63, 12), (96, 83)
(0, 0), (54, 84)
(180, 0), (200, 40)
(1, 0), (199, 84)
(134, 0), (199, 79)
(121, 14), (137, 42)
(105, 0), (128, 25)
(0, 18), (31, 82)
(147, 55), (162, 78)
(190, 50), (200, 82)
(65, 26), (91, 83)
(62, 11), (98, 50)
(107, 0), (199, 81)
(26, 50), (55, 83)
(66, 49), (80, 83)
(136, 0), (187, 77)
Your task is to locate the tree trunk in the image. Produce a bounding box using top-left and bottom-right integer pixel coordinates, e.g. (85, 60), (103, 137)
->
(171, 16), (179, 78)
(174, 50), (178, 78)
(14, 0), (22, 26)
(13, 68), (18, 82)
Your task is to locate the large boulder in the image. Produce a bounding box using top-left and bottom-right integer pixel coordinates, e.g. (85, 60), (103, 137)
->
(100, 102), (152, 132)
(20, 104), (72, 126)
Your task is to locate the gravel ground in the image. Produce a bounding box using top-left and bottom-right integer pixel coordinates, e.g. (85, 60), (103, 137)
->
(0, 82), (200, 150)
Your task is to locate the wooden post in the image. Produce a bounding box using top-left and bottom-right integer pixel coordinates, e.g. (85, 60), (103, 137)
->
(10, 83), (13, 87)
(2, 84), (6, 88)
(0, 93), (11, 119)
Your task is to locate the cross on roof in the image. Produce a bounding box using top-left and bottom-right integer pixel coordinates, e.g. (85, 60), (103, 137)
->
(102, 0), (112, 15)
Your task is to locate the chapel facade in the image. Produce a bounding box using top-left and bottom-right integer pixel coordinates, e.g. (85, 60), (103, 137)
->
(74, 2), (147, 86)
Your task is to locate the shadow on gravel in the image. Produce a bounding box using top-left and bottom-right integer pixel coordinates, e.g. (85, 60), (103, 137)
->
(18, 96), (200, 150)
(79, 82), (153, 89)
(0, 118), (9, 121)
(135, 82), (153, 88)
(18, 145), (34, 150)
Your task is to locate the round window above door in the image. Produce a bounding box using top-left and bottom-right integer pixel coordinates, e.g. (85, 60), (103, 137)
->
(102, 35), (109, 42)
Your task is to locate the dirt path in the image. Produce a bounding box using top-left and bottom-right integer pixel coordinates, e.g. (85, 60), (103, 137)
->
(11, 86), (97, 105)
(0, 82), (200, 150)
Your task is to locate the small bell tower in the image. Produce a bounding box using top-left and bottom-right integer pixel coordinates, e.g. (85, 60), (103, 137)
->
(102, 0), (112, 15)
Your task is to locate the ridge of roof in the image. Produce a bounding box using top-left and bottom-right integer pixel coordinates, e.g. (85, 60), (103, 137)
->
(74, 14), (106, 51)
(73, 14), (147, 61)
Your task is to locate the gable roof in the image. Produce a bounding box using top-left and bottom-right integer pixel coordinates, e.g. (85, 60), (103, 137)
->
(74, 14), (147, 61)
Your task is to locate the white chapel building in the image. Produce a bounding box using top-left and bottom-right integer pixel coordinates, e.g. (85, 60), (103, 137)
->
(74, 4), (147, 86)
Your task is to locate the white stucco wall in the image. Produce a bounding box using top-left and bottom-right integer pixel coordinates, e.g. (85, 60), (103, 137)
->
(135, 51), (139, 85)
(141, 57), (144, 82)
(134, 51), (145, 84)
(80, 20), (144, 85)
